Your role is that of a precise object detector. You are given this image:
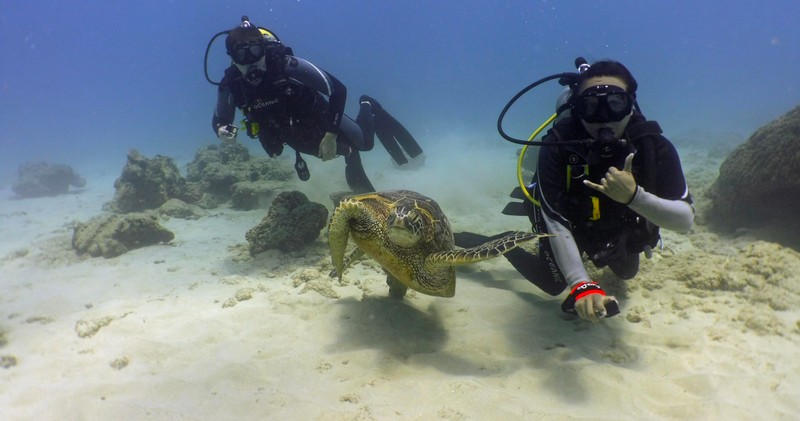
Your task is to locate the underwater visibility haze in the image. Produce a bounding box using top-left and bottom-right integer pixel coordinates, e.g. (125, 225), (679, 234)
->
(3, 2), (800, 420)
(0, 0), (797, 181)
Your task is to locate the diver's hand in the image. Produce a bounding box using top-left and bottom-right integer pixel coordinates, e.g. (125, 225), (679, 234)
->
(319, 131), (338, 161)
(561, 280), (620, 322)
(583, 153), (637, 204)
(575, 293), (619, 323)
(217, 124), (238, 142)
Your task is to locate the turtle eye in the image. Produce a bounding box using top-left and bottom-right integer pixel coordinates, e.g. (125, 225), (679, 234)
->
(388, 207), (408, 228)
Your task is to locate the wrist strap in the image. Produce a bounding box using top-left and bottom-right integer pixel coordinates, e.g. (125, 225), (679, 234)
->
(625, 185), (640, 205)
(561, 281), (606, 315)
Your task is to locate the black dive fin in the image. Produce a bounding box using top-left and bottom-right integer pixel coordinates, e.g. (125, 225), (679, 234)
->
(509, 186), (526, 200)
(375, 122), (408, 165)
(501, 201), (528, 216)
(376, 110), (423, 158)
(374, 108), (423, 165)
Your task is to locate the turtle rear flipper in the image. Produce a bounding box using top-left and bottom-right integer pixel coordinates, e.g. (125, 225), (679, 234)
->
(386, 274), (409, 298)
(426, 231), (546, 268)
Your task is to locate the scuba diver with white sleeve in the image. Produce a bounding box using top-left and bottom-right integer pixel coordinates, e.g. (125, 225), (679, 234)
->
(455, 59), (694, 322)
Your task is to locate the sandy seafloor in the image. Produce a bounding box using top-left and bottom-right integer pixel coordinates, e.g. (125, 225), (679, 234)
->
(1, 139), (799, 421)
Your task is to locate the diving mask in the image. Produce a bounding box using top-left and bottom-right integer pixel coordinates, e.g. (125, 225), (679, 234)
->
(230, 42), (266, 65)
(575, 85), (633, 124)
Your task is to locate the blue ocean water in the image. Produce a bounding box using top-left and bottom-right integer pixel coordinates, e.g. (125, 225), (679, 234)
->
(0, 1), (797, 185)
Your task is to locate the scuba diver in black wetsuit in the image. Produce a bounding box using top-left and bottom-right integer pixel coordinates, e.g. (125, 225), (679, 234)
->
(456, 59), (694, 323)
(206, 16), (423, 194)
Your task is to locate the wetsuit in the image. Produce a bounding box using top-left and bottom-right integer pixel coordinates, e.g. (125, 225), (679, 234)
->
(212, 55), (376, 193)
(456, 113), (694, 296)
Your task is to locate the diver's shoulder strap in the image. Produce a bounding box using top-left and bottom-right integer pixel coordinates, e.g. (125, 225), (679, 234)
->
(626, 119), (661, 192)
(626, 120), (662, 141)
(225, 71), (249, 109)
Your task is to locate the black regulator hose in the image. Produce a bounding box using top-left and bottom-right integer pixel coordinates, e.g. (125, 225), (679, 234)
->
(497, 56), (596, 147)
(496, 72), (581, 146)
(204, 30), (229, 86)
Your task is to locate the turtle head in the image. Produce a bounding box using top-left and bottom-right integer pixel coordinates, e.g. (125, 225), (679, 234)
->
(387, 206), (423, 247)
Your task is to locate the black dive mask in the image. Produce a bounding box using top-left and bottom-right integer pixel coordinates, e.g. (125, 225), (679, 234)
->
(230, 42), (266, 65)
(575, 85), (633, 123)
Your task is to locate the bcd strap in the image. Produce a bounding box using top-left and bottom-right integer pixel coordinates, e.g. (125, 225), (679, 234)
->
(503, 120), (663, 219)
(626, 119), (661, 193)
(589, 196), (600, 221)
(294, 150), (310, 181)
(626, 120), (662, 141)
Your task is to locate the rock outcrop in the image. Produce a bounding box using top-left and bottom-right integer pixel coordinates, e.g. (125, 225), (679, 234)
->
(705, 105), (800, 247)
(185, 142), (293, 209)
(72, 213), (175, 258)
(109, 150), (195, 213)
(245, 191), (328, 254)
(12, 162), (86, 198)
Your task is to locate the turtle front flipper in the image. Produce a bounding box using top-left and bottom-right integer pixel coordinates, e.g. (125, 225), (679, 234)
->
(426, 231), (549, 268)
(329, 247), (366, 279)
(328, 198), (366, 280)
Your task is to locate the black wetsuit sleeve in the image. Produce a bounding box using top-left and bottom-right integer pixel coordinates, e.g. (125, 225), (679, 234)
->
(654, 138), (692, 203)
(212, 79), (236, 134)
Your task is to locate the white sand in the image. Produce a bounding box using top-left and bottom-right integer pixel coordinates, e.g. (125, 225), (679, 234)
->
(1, 142), (799, 420)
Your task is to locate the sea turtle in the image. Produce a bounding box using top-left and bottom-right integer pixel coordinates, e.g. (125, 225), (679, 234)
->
(328, 190), (546, 298)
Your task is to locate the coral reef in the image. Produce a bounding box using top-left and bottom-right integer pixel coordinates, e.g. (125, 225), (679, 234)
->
(109, 150), (194, 213)
(108, 144), (294, 213)
(72, 213), (174, 258)
(157, 198), (205, 220)
(70, 143), (301, 257)
(705, 105), (800, 247)
(245, 191), (328, 254)
(11, 162), (86, 198)
(185, 142), (293, 209)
